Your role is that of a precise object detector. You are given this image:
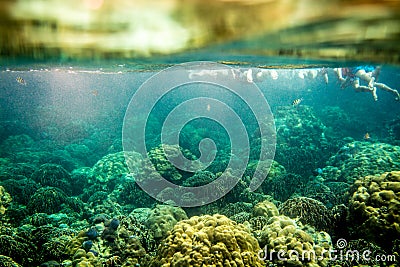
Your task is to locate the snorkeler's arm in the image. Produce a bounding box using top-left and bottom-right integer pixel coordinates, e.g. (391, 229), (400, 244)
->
(372, 66), (381, 82)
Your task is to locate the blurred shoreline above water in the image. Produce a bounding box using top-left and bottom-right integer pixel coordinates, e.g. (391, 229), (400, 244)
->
(1, 0), (400, 64)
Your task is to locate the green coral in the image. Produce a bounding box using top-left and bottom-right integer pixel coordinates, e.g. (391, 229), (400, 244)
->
(27, 186), (72, 215)
(0, 161), (36, 180)
(147, 144), (198, 182)
(1, 178), (39, 205)
(91, 151), (143, 184)
(150, 214), (264, 267)
(274, 105), (332, 177)
(182, 170), (216, 187)
(0, 233), (34, 266)
(321, 141), (400, 183)
(0, 255), (23, 267)
(245, 160), (290, 200)
(91, 152), (130, 183)
(31, 163), (72, 195)
(0, 134), (35, 156)
(265, 172), (306, 202)
(115, 179), (155, 208)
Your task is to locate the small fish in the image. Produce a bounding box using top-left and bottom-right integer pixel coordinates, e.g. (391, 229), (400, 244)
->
(312, 168), (323, 176)
(16, 76), (26, 85)
(363, 132), (370, 140)
(292, 98), (303, 106)
(91, 90), (99, 96)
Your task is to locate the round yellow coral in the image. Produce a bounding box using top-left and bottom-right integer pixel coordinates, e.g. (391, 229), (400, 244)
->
(150, 214), (264, 267)
(0, 186), (12, 215)
(349, 171), (400, 249)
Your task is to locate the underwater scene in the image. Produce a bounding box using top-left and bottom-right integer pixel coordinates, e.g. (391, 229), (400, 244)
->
(0, 61), (399, 267)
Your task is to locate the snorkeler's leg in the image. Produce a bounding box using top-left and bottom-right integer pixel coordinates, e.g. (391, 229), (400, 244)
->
(334, 68), (351, 88)
(374, 82), (400, 100)
(320, 68), (328, 84)
(353, 79), (378, 101)
(334, 68), (346, 82)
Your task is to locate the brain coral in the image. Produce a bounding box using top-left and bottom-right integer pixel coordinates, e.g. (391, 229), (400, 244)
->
(150, 214), (264, 267)
(259, 215), (332, 267)
(348, 171), (400, 249)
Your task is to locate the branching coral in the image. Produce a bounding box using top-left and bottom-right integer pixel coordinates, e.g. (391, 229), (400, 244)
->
(279, 197), (332, 232)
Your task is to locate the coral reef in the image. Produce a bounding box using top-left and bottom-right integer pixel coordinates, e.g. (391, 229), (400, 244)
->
(259, 215), (332, 267)
(145, 204), (188, 240)
(279, 197), (333, 232)
(0, 134), (35, 156)
(0, 160), (36, 180)
(150, 214), (264, 267)
(69, 167), (91, 196)
(245, 160), (306, 202)
(182, 170), (216, 187)
(90, 151), (131, 183)
(274, 105), (333, 177)
(27, 186), (81, 215)
(320, 141), (400, 183)
(65, 143), (95, 166)
(0, 178), (39, 205)
(348, 171), (400, 249)
(264, 172), (307, 202)
(65, 214), (155, 266)
(327, 239), (391, 267)
(244, 159), (286, 184)
(301, 180), (345, 207)
(0, 255), (23, 267)
(0, 232), (34, 266)
(253, 200), (279, 219)
(147, 144), (199, 182)
(31, 163), (72, 195)
(115, 178), (155, 208)
(386, 116), (400, 145)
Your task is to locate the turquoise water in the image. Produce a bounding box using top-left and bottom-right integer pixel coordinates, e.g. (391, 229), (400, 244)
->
(0, 59), (399, 266)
